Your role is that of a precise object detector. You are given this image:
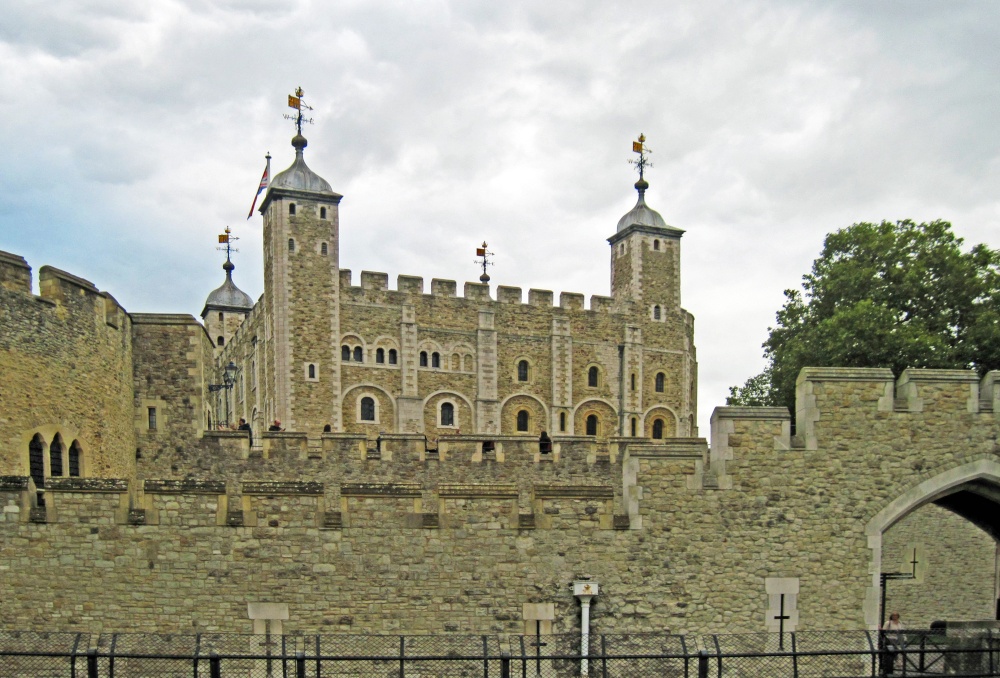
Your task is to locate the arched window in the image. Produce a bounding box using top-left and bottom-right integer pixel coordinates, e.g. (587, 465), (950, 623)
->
(376, 348), (385, 364)
(50, 435), (64, 477)
(289, 204), (296, 216)
(217, 336), (224, 347)
(652, 419), (664, 439)
(288, 238), (295, 252)
(588, 366), (599, 388)
(630, 418), (637, 437)
(360, 397), (376, 422)
(586, 415), (598, 436)
(342, 345), (351, 361)
(68, 440), (82, 477)
(388, 349), (398, 365)
(28, 433), (44, 499)
(655, 372), (665, 393)
(653, 239), (660, 251)
(308, 364), (316, 379)
(320, 207), (327, 219)
(320, 242), (328, 256)
(517, 360), (529, 382)
(559, 412), (566, 432)
(516, 410), (529, 432)
(653, 305), (661, 320)
(440, 402), (455, 427)
(419, 351), (428, 367)
(431, 352), (440, 368)
(353, 346), (363, 362)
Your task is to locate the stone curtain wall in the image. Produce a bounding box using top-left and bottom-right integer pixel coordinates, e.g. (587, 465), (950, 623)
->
(882, 502), (996, 626)
(0, 253), (136, 479)
(0, 368), (995, 638)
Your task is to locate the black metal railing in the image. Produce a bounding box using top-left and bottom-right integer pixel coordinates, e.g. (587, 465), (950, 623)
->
(0, 629), (998, 677)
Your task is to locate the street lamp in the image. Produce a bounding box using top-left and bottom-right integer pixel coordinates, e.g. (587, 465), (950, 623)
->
(209, 361), (239, 428)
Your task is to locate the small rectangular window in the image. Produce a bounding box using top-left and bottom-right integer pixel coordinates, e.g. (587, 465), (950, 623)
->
(148, 407), (157, 430)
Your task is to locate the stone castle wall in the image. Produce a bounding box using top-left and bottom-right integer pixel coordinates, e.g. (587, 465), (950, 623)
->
(218, 265), (697, 443)
(0, 252), (136, 481)
(0, 368), (995, 637)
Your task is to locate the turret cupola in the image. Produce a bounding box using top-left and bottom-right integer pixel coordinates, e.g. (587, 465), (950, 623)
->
(202, 227), (253, 351)
(616, 178), (669, 232)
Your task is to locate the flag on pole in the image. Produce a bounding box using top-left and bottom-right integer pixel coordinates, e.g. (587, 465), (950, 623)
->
(247, 164), (270, 219)
(218, 234), (229, 243)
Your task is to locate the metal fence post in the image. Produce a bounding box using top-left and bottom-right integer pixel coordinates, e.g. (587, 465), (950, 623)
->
(698, 649), (709, 678)
(87, 648), (98, 678)
(399, 635), (405, 678)
(296, 650), (306, 678)
(501, 650), (511, 678)
(209, 651), (221, 678)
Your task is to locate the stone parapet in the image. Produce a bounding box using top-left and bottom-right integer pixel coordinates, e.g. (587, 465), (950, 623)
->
(895, 368), (981, 414)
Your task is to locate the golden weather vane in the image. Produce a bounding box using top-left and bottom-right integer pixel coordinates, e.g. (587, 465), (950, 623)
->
(217, 226), (239, 264)
(284, 86), (315, 135)
(628, 133), (653, 181)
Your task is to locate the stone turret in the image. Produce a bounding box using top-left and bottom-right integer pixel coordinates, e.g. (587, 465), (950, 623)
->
(201, 259), (253, 353)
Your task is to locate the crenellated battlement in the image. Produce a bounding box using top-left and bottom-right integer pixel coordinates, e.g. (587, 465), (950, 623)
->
(337, 268), (647, 313)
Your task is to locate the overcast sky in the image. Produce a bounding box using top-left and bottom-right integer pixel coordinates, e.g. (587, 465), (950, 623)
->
(2, 0), (998, 433)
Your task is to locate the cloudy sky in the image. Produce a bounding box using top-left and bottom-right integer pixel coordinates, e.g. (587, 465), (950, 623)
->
(2, 0), (998, 432)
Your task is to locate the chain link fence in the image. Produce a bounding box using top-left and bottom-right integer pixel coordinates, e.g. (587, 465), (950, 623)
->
(1, 629), (999, 677)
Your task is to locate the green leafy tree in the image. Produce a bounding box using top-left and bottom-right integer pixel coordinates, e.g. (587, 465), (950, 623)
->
(728, 220), (1000, 412)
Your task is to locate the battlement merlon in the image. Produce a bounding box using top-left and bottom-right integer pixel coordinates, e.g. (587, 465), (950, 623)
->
(0, 250), (31, 293)
(38, 265), (100, 302)
(709, 407), (790, 489)
(795, 367), (996, 451)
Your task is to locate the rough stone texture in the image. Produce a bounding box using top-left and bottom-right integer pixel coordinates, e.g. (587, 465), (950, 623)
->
(0, 256), (136, 481)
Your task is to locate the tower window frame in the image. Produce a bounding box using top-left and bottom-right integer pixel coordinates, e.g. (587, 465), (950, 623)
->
(655, 372), (665, 393)
(388, 349), (398, 365)
(342, 345), (351, 361)
(289, 203), (296, 216)
(440, 401), (455, 427)
(360, 396), (376, 422)
(585, 414), (599, 436)
(587, 365), (600, 388)
(419, 351), (428, 367)
(288, 238), (296, 252)
(516, 409), (529, 432)
(353, 346), (363, 362)
(376, 348), (385, 364)
(517, 359), (530, 382)
(431, 352), (440, 368)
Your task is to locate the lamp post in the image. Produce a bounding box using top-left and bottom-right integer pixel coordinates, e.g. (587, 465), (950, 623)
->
(208, 361), (238, 429)
(573, 578), (599, 677)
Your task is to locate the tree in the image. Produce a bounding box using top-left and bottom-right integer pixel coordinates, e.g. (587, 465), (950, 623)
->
(728, 220), (1000, 413)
